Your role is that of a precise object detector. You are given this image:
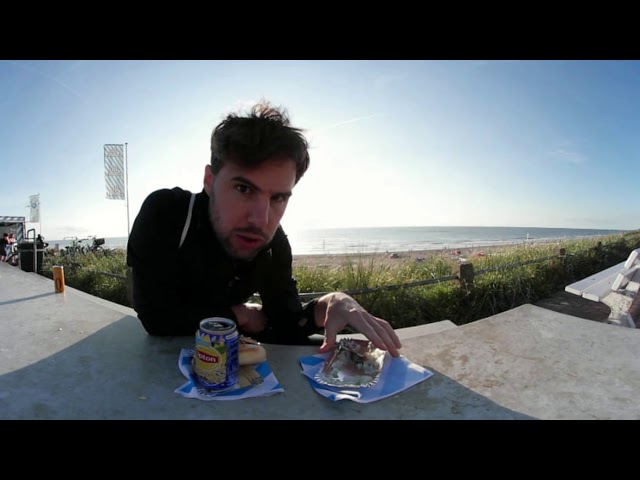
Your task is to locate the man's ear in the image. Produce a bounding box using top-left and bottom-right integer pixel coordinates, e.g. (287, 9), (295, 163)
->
(203, 164), (214, 195)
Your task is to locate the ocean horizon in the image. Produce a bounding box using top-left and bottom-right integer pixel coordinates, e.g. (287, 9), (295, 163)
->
(48, 225), (633, 257)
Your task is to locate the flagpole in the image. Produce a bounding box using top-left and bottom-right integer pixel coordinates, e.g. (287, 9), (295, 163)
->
(36, 193), (40, 274)
(28, 193), (41, 273)
(125, 142), (130, 237)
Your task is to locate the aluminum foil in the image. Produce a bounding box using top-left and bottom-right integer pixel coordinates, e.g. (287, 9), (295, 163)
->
(314, 338), (386, 388)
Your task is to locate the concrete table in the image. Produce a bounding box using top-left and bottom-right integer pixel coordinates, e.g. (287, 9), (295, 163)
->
(402, 304), (640, 419)
(2, 262), (639, 419)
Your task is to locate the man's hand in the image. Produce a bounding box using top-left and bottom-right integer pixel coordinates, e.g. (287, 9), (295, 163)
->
(231, 303), (267, 335)
(314, 292), (402, 357)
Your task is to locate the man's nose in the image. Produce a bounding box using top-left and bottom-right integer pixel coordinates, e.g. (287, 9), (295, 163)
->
(247, 197), (270, 228)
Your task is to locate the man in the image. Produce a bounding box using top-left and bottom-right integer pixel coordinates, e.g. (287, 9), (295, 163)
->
(36, 234), (48, 249)
(127, 101), (401, 357)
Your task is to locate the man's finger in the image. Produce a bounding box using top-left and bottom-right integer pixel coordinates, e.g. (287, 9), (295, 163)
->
(352, 313), (401, 358)
(375, 316), (403, 349)
(318, 337), (336, 353)
(319, 316), (340, 353)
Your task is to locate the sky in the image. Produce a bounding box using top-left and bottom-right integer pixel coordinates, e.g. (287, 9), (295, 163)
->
(1, 60), (639, 241)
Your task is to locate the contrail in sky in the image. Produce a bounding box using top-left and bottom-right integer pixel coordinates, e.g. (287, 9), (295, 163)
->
(313, 113), (384, 133)
(4, 60), (84, 100)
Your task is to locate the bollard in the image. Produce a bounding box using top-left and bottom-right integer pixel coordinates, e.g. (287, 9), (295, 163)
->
(457, 262), (475, 291)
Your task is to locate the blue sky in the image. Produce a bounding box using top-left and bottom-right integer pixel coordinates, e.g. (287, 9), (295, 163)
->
(1, 60), (638, 240)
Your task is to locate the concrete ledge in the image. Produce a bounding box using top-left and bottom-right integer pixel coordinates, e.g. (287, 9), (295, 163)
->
(306, 321), (457, 345)
(336, 320), (457, 341)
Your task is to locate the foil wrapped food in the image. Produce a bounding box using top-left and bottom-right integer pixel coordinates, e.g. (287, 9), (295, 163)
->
(314, 338), (386, 388)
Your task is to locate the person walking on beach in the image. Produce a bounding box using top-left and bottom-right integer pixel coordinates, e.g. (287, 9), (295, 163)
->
(127, 100), (402, 357)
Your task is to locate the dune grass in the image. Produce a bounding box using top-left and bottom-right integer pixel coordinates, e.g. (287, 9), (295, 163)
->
(40, 231), (640, 329)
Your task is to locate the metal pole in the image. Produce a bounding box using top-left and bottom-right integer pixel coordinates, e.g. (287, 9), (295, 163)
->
(125, 142), (130, 237)
(35, 194), (39, 274)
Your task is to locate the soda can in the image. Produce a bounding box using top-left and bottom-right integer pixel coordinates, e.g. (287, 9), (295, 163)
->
(53, 265), (65, 293)
(193, 318), (239, 390)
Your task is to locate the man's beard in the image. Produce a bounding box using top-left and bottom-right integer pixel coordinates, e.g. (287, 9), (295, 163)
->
(209, 191), (269, 261)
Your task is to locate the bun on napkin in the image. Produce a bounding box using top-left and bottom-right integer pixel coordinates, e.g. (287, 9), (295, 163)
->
(239, 343), (267, 365)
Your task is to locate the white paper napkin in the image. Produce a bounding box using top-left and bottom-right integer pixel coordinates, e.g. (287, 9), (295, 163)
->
(175, 348), (284, 401)
(299, 352), (433, 403)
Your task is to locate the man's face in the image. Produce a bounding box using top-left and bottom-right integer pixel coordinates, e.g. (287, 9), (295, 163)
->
(203, 157), (297, 261)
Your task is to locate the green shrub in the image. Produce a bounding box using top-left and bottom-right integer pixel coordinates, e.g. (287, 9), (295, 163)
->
(42, 250), (129, 306)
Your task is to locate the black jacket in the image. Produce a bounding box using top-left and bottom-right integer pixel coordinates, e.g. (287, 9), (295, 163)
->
(126, 187), (319, 343)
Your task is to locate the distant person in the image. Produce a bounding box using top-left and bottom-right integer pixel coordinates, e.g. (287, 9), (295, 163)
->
(36, 234), (48, 249)
(1, 233), (8, 262)
(3, 233), (16, 264)
(127, 100), (402, 356)
(7, 233), (16, 249)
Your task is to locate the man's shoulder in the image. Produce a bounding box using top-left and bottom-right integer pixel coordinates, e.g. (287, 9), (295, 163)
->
(145, 187), (192, 203)
(133, 187), (198, 231)
(141, 187), (196, 211)
(266, 225), (293, 262)
(128, 188), (198, 256)
(271, 225), (291, 247)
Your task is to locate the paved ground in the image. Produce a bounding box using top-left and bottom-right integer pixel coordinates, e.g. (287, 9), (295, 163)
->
(535, 290), (611, 322)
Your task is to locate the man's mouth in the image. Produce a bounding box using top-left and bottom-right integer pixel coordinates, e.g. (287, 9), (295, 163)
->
(234, 232), (265, 250)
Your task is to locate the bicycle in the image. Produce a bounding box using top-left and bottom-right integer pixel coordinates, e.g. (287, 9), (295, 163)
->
(61, 236), (106, 255)
(6, 244), (19, 266)
(62, 236), (82, 256)
(84, 236), (106, 254)
(6, 242), (48, 270)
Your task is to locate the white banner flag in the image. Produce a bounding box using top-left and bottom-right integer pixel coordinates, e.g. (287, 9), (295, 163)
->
(29, 194), (40, 222)
(104, 144), (125, 200)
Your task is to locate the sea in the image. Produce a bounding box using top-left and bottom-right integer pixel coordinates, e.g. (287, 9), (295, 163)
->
(48, 226), (632, 257)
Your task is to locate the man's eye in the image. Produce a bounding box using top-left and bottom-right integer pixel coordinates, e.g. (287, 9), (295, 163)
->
(272, 194), (288, 204)
(235, 184), (251, 194)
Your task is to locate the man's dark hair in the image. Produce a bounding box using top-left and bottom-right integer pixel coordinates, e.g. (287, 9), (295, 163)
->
(210, 100), (310, 183)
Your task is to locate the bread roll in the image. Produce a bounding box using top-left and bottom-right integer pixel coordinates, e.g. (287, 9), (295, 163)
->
(239, 343), (267, 365)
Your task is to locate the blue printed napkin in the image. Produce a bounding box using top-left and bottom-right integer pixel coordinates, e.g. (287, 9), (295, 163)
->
(299, 352), (433, 403)
(175, 348), (284, 401)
